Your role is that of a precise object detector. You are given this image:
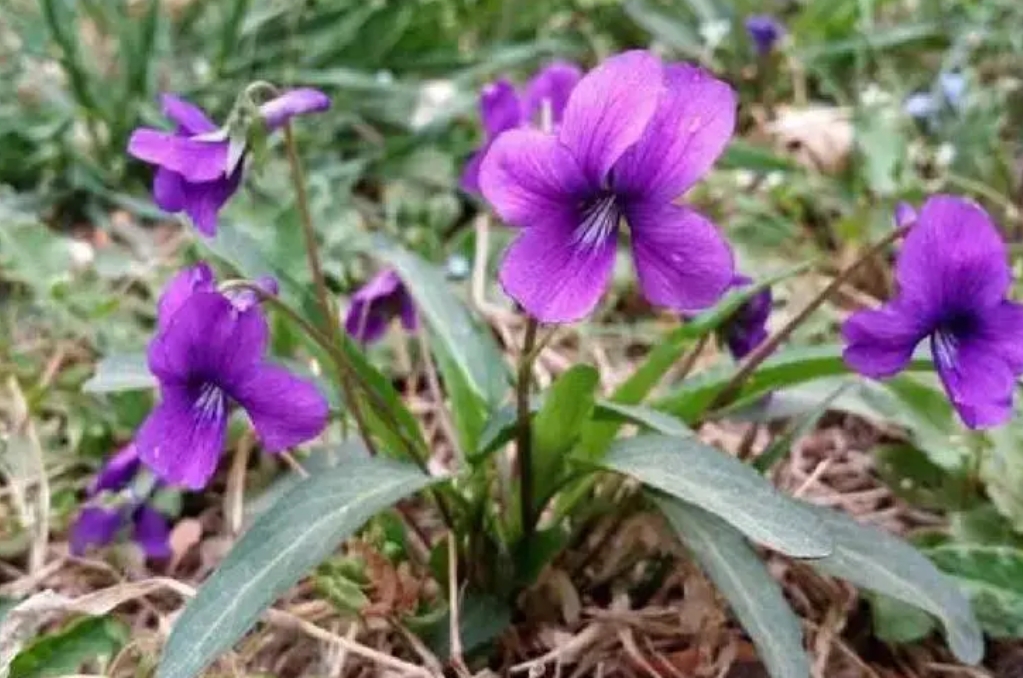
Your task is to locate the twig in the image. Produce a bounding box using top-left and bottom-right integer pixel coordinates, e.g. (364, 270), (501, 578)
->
(224, 431), (254, 536)
(447, 534), (471, 678)
(280, 450), (310, 478)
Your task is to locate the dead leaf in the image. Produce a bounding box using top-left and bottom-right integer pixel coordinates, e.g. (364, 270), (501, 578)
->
(168, 518), (203, 571)
(767, 105), (854, 174)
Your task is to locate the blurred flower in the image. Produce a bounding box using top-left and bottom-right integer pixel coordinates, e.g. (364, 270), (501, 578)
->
(903, 92), (938, 121)
(843, 195), (1023, 428)
(70, 444), (171, 559)
(720, 275), (771, 360)
(894, 202), (917, 228)
(745, 15), (784, 55)
(410, 79), (458, 131)
(479, 51), (736, 323)
(938, 71), (966, 110)
(461, 61), (583, 193)
(344, 269), (418, 344)
(127, 89), (329, 236)
(135, 262), (329, 489)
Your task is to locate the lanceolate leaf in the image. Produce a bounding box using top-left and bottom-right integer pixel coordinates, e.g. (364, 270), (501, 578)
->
(925, 543), (1023, 638)
(658, 497), (810, 678)
(808, 506), (983, 664)
(82, 353), (156, 393)
(595, 435), (831, 558)
(156, 458), (442, 678)
(372, 236), (508, 406)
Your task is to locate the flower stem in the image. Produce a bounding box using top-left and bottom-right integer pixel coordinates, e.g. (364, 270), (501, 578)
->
(516, 316), (540, 554)
(281, 123), (380, 459)
(706, 226), (910, 414)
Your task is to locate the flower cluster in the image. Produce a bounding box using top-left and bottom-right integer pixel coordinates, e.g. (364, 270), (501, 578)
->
(843, 195), (1023, 428)
(135, 262), (329, 489)
(745, 15), (785, 55)
(128, 89), (329, 236)
(477, 50), (737, 323)
(70, 444), (171, 559)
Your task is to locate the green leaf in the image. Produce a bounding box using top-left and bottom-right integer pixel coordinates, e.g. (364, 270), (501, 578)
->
(593, 401), (692, 438)
(869, 594), (936, 645)
(424, 593), (511, 660)
(807, 506), (982, 663)
(10, 616), (128, 678)
(372, 237), (508, 406)
(925, 544), (1023, 638)
(874, 444), (971, 511)
(157, 457), (442, 678)
(981, 412), (1023, 531)
(532, 366), (599, 507)
(658, 497), (810, 678)
(430, 334), (488, 454)
(81, 353), (156, 393)
(596, 435), (831, 558)
(657, 345), (933, 422)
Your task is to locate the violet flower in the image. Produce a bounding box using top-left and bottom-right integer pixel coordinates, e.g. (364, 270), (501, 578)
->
(893, 202), (917, 229)
(479, 50), (736, 323)
(721, 275), (772, 360)
(843, 195), (1023, 428)
(344, 269), (418, 344)
(70, 444), (171, 559)
(135, 262), (329, 489)
(461, 61), (583, 193)
(127, 88), (330, 236)
(745, 15), (784, 56)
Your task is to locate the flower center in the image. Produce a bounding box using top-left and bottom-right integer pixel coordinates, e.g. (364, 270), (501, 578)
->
(932, 312), (977, 371)
(193, 382), (227, 426)
(574, 193), (621, 251)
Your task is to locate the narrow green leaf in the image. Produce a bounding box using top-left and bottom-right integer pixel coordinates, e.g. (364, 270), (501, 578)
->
(869, 594), (936, 645)
(658, 497), (810, 678)
(425, 593), (511, 660)
(596, 435), (831, 558)
(372, 237), (508, 406)
(82, 353), (155, 393)
(925, 544), (1023, 638)
(430, 334), (488, 454)
(593, 401), (692, 438)
(808, 507), (983, 664)
(157, 458), (442, 678)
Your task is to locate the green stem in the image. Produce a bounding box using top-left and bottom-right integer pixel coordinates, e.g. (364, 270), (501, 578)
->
(705, 225), (910, 414)
(282, 123), (380, 459)
(516, 317), (539, 553)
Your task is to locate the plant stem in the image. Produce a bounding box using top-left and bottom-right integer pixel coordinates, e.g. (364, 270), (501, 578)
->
(706, 226), (909, 413)
(516, 317), (540, 553)
(282, 123), (380, 458)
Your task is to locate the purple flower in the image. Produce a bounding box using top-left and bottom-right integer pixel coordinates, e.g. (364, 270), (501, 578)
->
(127, 89), (330, 236)
(461, 61), (583, 193)
(894, 202), (917, 229)
(344, 269), (418, 344)
(479, 50), (736, 323)
(843, 195), (1023, 429)
(745, 15), (784, 55)
(135, 263), (329, 489)
(721, 275), (772, 360)
(70, 444), (172, 559)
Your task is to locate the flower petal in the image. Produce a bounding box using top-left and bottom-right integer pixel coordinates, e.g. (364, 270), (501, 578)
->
(479, 79), (522, 138)
(627, 201), (733, 312)
(135, 382), (227, 489)
(157, 262), (216, 332)
(160, 93), (217, 135)
(90, 444), (141, 495)
(479, 128), (589, 227)
(613, 64), (737, 202)
(148, 292), (268, 386)
(181, 167), (244, 237)
(894, 202), (917, 229)
(970, 301), (1023, 373)
(344, 298), (390, 343)
(498, 213), (617, 322)
(459, 145), (488, 194)
(153, 168), (187, 212)
(133, 506), (172, 559)
(232, 364), (329, 452)
(259, 88), (331, 130)
(128, 129), (229, 182)
(842, 301), (928, 378)
(897, 194), (1010, 315)
(70, 507), (123, 555)
(557, 50), (663, 185)
(933, 333), (1016, 429)
(522, 61), (583, 126)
